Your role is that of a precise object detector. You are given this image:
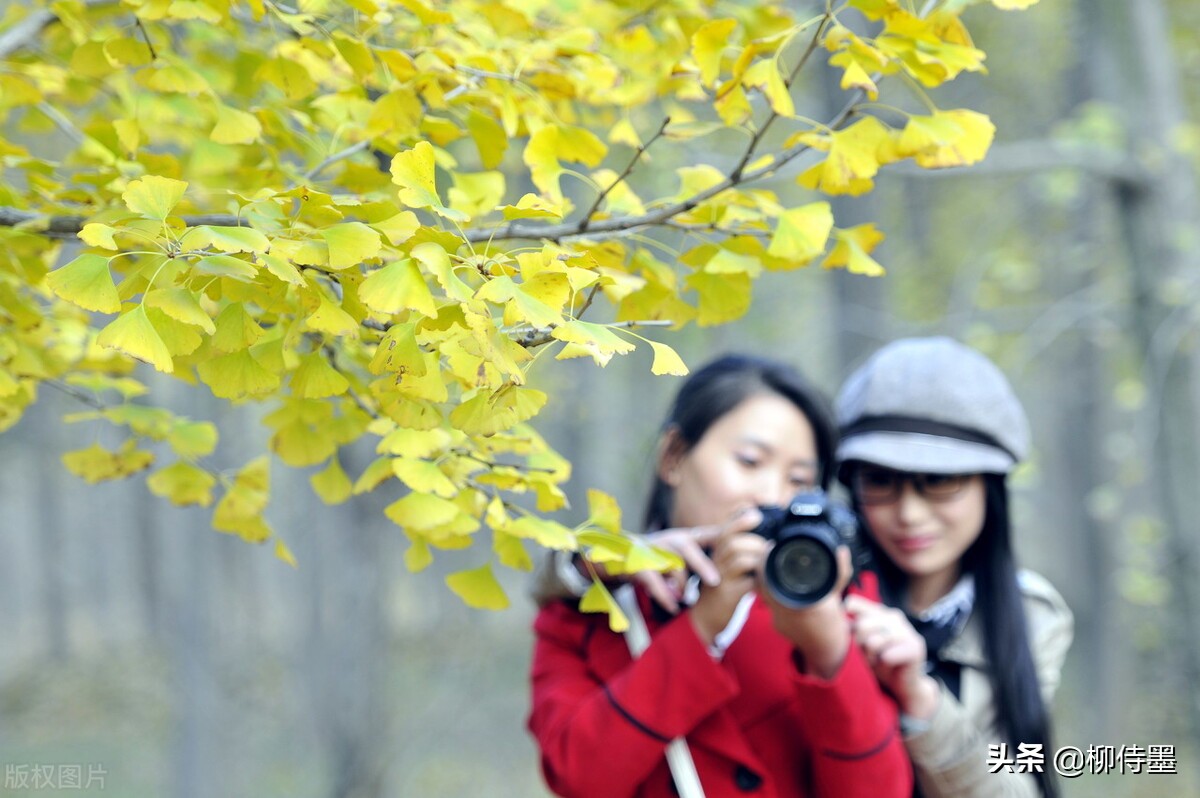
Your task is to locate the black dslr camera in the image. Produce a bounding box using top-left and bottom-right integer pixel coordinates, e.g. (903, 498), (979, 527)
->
(750, 491), (865, 608)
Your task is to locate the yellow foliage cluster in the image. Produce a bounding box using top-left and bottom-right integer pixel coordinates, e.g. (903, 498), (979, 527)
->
(0, 0), (1037, 611)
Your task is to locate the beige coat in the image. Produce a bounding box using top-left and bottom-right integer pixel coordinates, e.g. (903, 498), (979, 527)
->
(904, 570), (1073, 798)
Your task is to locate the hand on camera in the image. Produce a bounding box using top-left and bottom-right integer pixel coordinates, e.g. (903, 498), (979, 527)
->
(758, 545), (853, 679)
(844, 595), (940, 720)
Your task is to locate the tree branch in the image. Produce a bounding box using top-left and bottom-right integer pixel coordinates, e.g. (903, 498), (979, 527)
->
(0, 0), (120, 59)
(512, 319), (673, 349)
(301, 140), (371, 183)
(579, 116), (671, 232)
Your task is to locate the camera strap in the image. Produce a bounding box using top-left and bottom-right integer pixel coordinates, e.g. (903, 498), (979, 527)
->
(614, 583), (707, 798)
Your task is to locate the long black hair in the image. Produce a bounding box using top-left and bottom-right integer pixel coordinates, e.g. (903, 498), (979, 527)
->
(851, 471), (1058, 798)
(641, 354), (837, 532)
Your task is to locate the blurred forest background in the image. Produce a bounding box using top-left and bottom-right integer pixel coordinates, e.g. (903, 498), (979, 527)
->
(4, 0), (1200, 795)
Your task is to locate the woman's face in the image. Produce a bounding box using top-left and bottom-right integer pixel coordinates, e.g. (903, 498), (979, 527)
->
(858, 469), (987, 585)
(662, 393), (819, 529)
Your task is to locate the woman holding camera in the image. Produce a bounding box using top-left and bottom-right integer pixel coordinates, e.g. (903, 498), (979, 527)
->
(527, 355), (913, 798)
(835, 337), (1073, 798)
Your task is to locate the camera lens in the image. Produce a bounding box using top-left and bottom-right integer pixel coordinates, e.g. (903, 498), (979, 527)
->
(765, 533), (837, 607)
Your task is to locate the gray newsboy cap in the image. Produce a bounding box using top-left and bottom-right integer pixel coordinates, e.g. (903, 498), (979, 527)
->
(835, 337), (1030, 476)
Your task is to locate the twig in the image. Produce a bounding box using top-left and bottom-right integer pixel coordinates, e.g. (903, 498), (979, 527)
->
(0, 1), (120, 59)
(301, 140), (371, 183)
(579, 116), (671, 232)
(134, 16), (158, 62)
(35, 102), (86, 146)
(513, 319), (673, 349)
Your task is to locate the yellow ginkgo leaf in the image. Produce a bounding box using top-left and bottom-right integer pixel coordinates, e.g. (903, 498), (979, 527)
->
(212, 302), (264, 352)
(392, 457), (457, 498)
(306, 294), (359, 337)
(385, 491), (462, 530)
(167, 420), (218, 458)
(320, 222), (381, 270)
(79, 223), (119, 250)
(46, 253), (121, 313)
(195, 254), (258, 281)
(275, 538), (298, 568)
(291, 352), (349, 398)
(445, 563), (510, 610)
(466, 109), (507, 170)
(211, 104), (262, 144)
(146, 307), (203, 356)
(524, 124), (607, 202)
(358, 258), (437, 317)
(197, 349), (281, 399)
(122, 175), (187, 220)
(370, 211), (420, 246)
(795, 116), (896, 196)
(648, 340), (689, 376)
(184, 224), (270, 254)
(97, 305), (174, 373)
(310, 456), (353, 504)
(63, 441), (155, 484)
(500, 193), (563, 221)
(766, 202), (834, 264)
(910, 110), (995, 168)
(390, 141), (467, 221)
(353, 457), (395, 494)
(685, 271), (751, 327)
(692, 19), (738, 87)
(405, 538), (433, 572)
(147, 461), (216, 506)
(505, 515), (576, 550)
(822, 224), (887, 276)
(579, 581), (629, 632)
(586, 489), (622, 535)
(145, 288), (215, 334)
(493, 527), (533, 571)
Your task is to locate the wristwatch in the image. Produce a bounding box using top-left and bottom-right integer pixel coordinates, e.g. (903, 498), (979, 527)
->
(899, 713), (932, 738)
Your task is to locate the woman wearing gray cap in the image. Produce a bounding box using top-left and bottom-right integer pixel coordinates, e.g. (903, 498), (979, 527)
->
(835, 337), (1073, 798)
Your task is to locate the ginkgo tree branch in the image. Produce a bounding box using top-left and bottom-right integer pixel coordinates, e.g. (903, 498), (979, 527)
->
(0, 0), (120, 59)
(729, 11), (832, 185)
(512, 319), (673, 349)
(578, 116), (671, 232)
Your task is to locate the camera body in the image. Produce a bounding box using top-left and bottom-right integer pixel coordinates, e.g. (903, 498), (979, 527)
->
(750, 491), (865, 608)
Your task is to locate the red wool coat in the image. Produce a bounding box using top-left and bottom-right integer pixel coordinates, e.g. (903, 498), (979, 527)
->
(528, 580), (913, 798)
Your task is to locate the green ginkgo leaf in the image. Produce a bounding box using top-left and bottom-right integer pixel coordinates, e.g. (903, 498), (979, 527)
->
(46, 253), (121, 313)
(122, 175), (187, 220)
(445, 563), (509, 610)
(96, 305), (174, 372)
